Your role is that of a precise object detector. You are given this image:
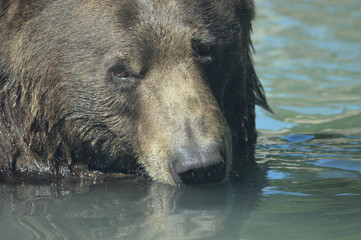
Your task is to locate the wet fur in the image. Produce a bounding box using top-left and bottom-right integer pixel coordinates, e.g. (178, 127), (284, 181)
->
(0, 0), (270, 184)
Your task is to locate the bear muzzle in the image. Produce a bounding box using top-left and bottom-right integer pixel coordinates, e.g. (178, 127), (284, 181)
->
(168, 144), (227, 185)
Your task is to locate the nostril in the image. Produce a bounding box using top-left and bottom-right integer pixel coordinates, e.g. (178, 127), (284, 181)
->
(178, 161), (226, 185)
(169, 145), (227, 185)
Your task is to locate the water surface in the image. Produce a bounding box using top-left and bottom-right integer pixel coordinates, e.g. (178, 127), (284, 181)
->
(1, 0), (361, 239)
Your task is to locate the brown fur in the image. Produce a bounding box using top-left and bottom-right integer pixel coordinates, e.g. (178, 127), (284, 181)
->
(0, 0), (270, 184)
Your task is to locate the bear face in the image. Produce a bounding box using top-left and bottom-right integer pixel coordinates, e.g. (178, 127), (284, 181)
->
(0, 0), (270, 185)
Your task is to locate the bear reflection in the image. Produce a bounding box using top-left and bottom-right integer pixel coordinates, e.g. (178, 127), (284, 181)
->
(1, 176), (263, 240)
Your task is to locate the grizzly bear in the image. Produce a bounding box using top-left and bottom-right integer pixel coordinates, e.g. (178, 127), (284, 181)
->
(0, 0), (270, 185)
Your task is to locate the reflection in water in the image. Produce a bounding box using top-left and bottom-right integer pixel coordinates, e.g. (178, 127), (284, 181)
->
(1, 134), (360, 240)
(1, 0), (361, 239)
(0, 171), (265, 240)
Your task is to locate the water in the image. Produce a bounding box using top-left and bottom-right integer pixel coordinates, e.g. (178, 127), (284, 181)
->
(1, 0), (361, 239)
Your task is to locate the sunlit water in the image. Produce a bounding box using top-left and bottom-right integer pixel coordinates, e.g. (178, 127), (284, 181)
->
(1, 0), (361, 239)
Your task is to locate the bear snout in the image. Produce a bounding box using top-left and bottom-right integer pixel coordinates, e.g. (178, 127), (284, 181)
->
(169, 145), (227, 185)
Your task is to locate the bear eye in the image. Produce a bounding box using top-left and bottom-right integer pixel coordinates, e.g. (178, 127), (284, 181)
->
(111, 66), (131, 81)
(195, 43), (211, 56)
(191, 40), (216, 62)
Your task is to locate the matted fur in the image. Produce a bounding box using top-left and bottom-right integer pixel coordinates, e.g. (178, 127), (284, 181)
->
(0, 0), (270, 184)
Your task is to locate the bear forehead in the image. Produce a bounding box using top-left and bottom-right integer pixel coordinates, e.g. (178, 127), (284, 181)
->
(115, 0), (243, 36)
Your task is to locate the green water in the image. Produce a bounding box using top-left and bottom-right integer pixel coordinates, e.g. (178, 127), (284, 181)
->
(1, 0), (361, 239)
(248, 0), (361, 239)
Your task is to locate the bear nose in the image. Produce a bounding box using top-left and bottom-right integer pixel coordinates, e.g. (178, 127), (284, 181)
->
(169, 145), (227, 185)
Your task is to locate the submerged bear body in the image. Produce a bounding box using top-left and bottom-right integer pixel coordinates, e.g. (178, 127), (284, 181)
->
(0, 0), (270, 185)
